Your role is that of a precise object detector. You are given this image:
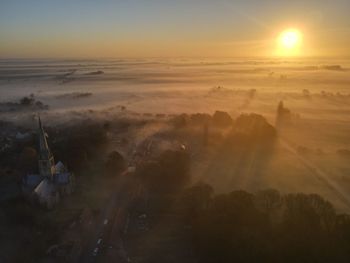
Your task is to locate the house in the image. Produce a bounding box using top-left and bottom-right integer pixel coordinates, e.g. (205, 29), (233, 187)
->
(22, 117), (74, 209)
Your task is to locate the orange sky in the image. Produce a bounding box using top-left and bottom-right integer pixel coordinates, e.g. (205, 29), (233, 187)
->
(1, 1), (349, 58)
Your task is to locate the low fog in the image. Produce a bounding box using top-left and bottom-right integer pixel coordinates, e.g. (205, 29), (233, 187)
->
(1, 58), (350, 212)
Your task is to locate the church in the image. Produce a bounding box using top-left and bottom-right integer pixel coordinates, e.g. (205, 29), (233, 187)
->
(22, 117), (75, 209)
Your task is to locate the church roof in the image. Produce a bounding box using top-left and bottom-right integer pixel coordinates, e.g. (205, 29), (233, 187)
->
(23, 174), (44, 188)
(54, 172), (71, 185)
(55, 161), (66, 173)
(34, 178), (56, 199)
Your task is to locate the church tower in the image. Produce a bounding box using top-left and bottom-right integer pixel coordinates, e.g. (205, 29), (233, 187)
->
(38, 117), (55, 179)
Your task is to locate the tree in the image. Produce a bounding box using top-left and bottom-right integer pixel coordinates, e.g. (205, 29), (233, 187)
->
(181, 182), (213, 220)
(105, 151), (126, 176)
(255, 189), (282, 213)
(212, 111), (233, 127)
(20, 95), (35, 106)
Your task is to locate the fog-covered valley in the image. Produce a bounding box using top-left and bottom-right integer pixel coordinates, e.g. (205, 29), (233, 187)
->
(1, 58), (350, 262)
(1, 58), (350, 211)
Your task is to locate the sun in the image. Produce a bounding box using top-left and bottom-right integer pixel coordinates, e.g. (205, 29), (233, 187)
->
(276, 28), (303, 56)
(280, 30), (300, 48)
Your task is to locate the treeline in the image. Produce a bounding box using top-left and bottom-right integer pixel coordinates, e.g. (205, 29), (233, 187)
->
(129, 112), (350, 262)
(180, 185), (350, 263)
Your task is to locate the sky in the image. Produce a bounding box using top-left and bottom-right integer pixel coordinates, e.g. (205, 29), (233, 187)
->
(0, 0), (350, 58)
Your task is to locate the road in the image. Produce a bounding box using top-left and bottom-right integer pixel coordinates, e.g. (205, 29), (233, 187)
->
(79, 175), (142, 263)
(79, 138), (153, 263)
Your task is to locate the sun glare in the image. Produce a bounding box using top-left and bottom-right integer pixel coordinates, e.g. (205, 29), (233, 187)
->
(276, 28), (302, 56)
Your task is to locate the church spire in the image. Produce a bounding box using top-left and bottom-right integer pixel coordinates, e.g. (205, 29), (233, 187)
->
(38, 116), (52, 159)
(38, 116), (55, 178)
